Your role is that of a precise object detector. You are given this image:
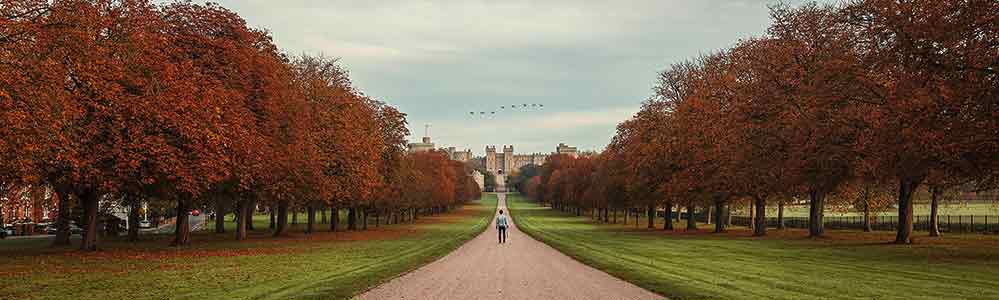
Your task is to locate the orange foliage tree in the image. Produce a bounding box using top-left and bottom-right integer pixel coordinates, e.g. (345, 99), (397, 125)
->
(0, 0), (481, 251)
(519, 0), (998, 244)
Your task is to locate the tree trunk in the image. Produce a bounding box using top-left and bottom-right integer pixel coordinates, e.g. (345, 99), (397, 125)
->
(714, 200), (727, 233)
(362, 210), (368, 230)
(929, 185), (942, 237)
(246, 198), (256, 231)
(171, 199), (191, 247)
(269, 206), (276, 230)
(348, 207), (357, 230)
(808, 190), (825, 237)
(306, 205), (316, 234)
(896, 177), (922, 244)
(647, 204), (655, 229)
(623, 208), (629, 225)
(52, 187), (72, 247)
(330, 206), (339, 232)
(664, 201), (674, 230)
(321, 206), (328, 224)
(273, 200), (289, 237)
(753, 196), (766, 237)
(862, 200), (872, 232)
(291, 208), (298, 226)
(235, 200), (248, 241)
(686, 205), (697, 230)
(127, 197), (140, 242)
(215, 199), (226, 234)
(80, 189), (100, 251)
(777, 202), (786, 230)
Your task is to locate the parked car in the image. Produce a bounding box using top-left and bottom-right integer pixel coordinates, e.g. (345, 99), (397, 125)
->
(138, 220), (152, 229)
(70, 224), (83, 234)
(190, 209), (201, 216)
(43, 224), (84, 235)
(0, 226), (13, 239)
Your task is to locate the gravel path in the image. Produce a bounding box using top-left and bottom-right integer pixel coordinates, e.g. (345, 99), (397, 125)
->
(355, 193), (663, 300)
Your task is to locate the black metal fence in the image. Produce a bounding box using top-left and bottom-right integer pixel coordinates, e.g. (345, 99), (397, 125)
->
(729, 215), (999, 233)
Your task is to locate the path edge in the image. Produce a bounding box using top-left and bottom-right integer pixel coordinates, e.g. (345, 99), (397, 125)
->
(505, 194), (667, 300)
(348, 196), (499, 299)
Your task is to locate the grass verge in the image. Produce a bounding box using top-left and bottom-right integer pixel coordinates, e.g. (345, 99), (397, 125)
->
(0, 194), (497, 300)
(507, 193), (999, 300)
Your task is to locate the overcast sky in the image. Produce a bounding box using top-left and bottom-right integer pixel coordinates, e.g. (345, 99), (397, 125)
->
(207, 0), (818, 154)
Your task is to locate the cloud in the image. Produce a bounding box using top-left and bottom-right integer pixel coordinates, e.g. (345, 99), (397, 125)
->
(203, 0), (833, 154)
(528, 106), (636, 131)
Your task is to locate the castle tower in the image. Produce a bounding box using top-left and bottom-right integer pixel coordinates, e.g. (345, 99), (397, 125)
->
(406, 124), (435, 153)
(485, 146), (497, 173)
(503, 145), (514, 174)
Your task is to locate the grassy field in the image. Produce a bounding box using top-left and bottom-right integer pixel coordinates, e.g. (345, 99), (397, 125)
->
(0, 194), (497, 300)
(759, 202), (999, 218)
(213, 209), (348, 233)
(507, 193), (999, 300)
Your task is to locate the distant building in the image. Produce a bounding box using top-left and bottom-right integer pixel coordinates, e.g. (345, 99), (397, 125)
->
(407, 124), (435, 153)
(481, 143), (577, 175)
(556, 143), (578, 158)
(407, 135), (435, 153)
(406, 129), (579, 179)
(1, 186), (58, 225)
(442, 147), (473, 162)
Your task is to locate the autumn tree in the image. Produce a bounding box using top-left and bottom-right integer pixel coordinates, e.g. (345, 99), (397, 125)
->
(845, 0), (999, 244)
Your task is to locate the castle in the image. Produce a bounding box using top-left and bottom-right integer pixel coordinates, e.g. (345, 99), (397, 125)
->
(484, 145), (546, 175)
(483, 143), (578, 175)
(405, 125), (579, 176)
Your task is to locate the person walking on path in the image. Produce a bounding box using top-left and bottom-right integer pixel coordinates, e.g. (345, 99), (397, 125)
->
(496, 210), (509, 244)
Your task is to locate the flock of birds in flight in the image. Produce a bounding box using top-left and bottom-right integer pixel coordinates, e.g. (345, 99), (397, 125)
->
(469, 103), (545, 117)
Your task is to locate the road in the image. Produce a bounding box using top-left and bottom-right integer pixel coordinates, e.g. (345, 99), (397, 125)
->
(355, 193), (663, 300)
(149, 214), (206, 234)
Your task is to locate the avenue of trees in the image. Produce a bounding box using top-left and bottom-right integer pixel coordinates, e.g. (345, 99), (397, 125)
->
(518, 0), (998, 244)
(0, 0), (480, 251)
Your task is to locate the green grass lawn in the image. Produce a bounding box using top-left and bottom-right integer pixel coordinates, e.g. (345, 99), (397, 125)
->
(507, 193), (999, 300)
(763, 202), (999, 218)
(0, 194), (497, 300)
(209, 208), (381, 233)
